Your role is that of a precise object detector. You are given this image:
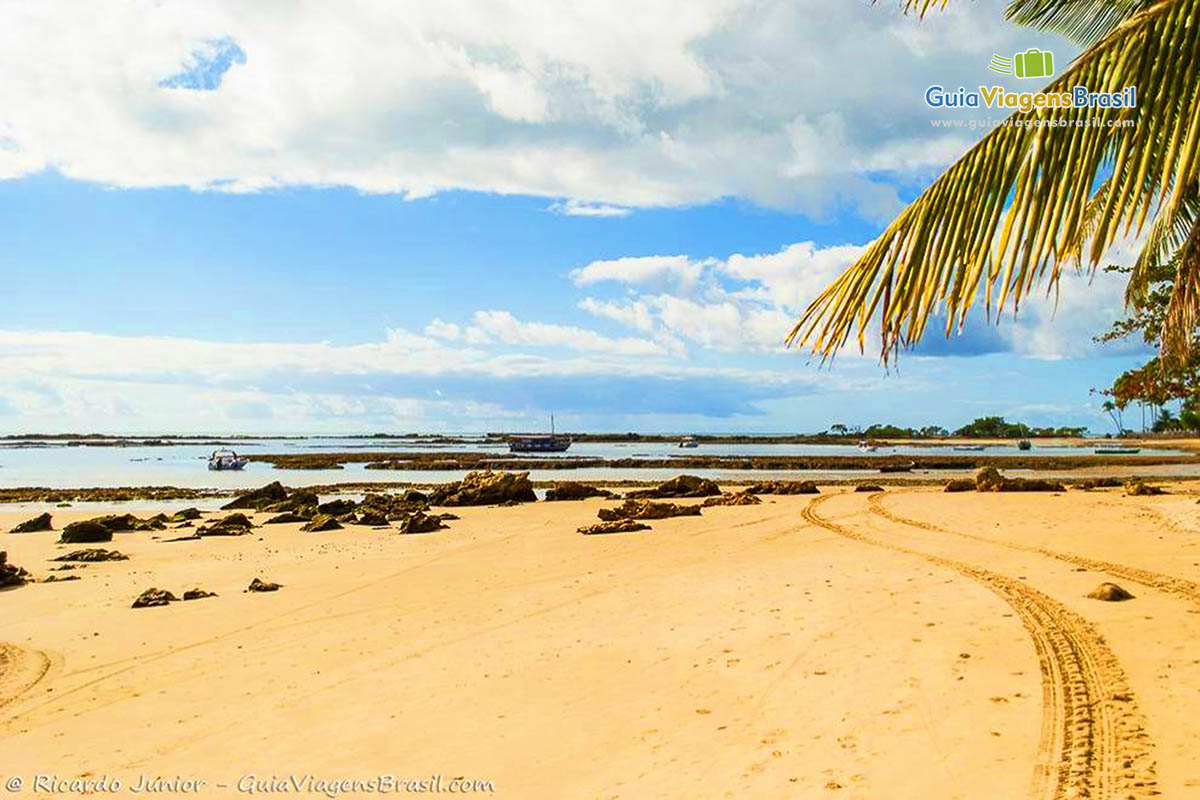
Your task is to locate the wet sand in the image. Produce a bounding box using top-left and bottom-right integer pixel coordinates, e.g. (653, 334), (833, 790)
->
(3, 487), (1200, 798)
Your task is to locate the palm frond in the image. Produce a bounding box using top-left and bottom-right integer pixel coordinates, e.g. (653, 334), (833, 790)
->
(1127, 183), (1200, 305)
(789, 0), (1200, 363)
(1007, 0), (1156, 45)
(1162, 211), (1200, 356)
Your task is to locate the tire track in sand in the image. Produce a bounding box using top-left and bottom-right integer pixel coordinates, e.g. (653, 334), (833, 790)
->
(868, 492), (1200, 609)
(802, 494), (1157, 800)
(0, 643), (53, 709)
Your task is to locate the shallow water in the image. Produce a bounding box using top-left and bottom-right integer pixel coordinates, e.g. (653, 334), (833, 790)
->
(0, 436), (1186, 490)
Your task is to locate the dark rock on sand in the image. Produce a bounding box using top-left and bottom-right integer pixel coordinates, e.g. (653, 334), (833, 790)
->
(169, 507), (203, 522)
(0, 551), (30, 588)
(429, 470), (537, 506)
(10, 512), (53, 533)
(197, 513), (254, 536)
(438, 512), (460, 521)
(59, 520), (114, 544)
(627, 475), (721, 499)
(317, 498), (357, 516)
(53, 549), (128, 562)
(396, 511), (446, 534)
(42, 574), (81, 583)
(598, 499), (702, 522)
(1074, 477), (1123, 490)
(1086, 582), (1135, 601)
(262, 491), (319, 514)
(246, 578), (282, 592)
(1124, 478), (1166, 496)
(974, 467), (1064, 493)
(222, 481), (290, 511)
(300, 514), (343, 532)
(701, 491), (762, 507)
(265, 512), (309, 524)
(182, 588), (217, 601)
(132, 588), (178, 608)
(855, 484), (885, 493)
(353, 509), (389, 527)
(544, 482), (615, 501)
(944, 479), (976, 492)
(744, 480), (819, 495)
(578, 519), (651, 535)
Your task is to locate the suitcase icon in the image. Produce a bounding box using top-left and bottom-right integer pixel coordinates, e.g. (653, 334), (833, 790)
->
(1014, 49), (1054, 79)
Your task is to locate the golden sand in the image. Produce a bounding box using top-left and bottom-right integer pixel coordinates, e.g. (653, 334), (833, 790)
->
(3, 487), (1200, 798)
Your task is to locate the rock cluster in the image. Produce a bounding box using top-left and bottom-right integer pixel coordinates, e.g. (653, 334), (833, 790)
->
(132, 588), (178, 608)
(10, 512), (52, 533)
(854, 484), (885, 493)
(197, 513), (255, 536)
(300, 514), (343, 532)
(544, 482), (616, 501)
(0, 551), (30, 588)
(396, 511), (446, 534)
(246, 578), (282, 592)
(1124, 478), (1166, 496)
(578, 519), (650, 535)
(59, 520), (114, 544)
(428, 471), (536, 506)
(598, 499), (702, 521)
(969, 467), (1065, 493)
(701, 491), (762, 507)
(744, 480), (820, 495)
(627, 475), (721, 499)
(54, 549), (128, 562)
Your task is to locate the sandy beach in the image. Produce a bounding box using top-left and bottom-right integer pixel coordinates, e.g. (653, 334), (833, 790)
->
(3, 482), (1199, 799)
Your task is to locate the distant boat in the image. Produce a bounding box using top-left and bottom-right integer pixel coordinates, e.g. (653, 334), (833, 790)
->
(679, 436), (699, 449)
(1017, 440), (1032, 451)
(857, 441), (878, 452)
(1095, 447), (1141, 455)
(509, 416), (571, 453)
(208, 449), (248, 471)
(953, 445), (986, 452)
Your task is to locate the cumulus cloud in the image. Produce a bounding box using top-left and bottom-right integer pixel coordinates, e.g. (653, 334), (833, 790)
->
(0, 0), (1067, 217)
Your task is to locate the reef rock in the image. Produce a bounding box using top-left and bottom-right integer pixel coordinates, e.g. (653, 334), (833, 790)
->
(132, 588), (178, 608)
(300, 514), (343, 532)
(222, 481), (290, 511)
(428, 470), (536, 506)
(598, 499), (702, 522)
(0, 551), (30, 588)
(10, 512), (52, 533)
(701, 491), (762, 507)
(578, 519), (651, 535)
(396, 511), (447, 534)
(246, 578), (282, 593)
(53, 549), (128, 562)
(1086, 582), (1135, 602)
(197, 513), (254, 536)
(59, 520), (114, 544)
(627, 475), (721, 499)
(544, 482), (615, 502)
(744, 480), (820, 495)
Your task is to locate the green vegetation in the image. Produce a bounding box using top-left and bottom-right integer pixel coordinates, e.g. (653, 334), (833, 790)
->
(821, 417), (1085, 439)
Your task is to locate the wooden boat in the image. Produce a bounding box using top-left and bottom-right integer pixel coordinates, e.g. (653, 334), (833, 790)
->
(952, 445), (986, 452)
(1094, 447), (1141, 455)
(509, 416), (571, 453)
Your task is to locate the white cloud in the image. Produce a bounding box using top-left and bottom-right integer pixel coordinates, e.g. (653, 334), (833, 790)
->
(464, 310), (670, 356)
(548, 199), (631, 217)
(570, 255), (707, 287)
(0, 0), (1067, 218)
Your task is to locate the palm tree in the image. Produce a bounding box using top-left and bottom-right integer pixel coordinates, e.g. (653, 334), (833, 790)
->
(788, 0), (1200, 362)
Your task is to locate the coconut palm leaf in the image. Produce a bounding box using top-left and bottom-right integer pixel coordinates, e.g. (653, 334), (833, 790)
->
(790, 0), (1200, 363)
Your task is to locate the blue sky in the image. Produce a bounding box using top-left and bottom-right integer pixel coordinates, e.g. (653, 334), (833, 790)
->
(0, 0), (1150, 433)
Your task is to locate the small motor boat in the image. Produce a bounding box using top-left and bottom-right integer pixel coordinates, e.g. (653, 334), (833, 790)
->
(1094, 447), (1141, 455)
(208, 449), (248, 471)
(1017, 439), (1032, 451)
(679, 436), (699, 448)
(857, 440), (877, 452)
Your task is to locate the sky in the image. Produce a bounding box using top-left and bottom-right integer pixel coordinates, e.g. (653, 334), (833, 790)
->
(0, 0), (1152, 434)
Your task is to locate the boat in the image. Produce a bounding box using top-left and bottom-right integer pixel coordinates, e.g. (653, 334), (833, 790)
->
(1017, 439), (1032, 451)
(857, 440), (878, 452)
(1094, 447), (1141, 455)
(678, 436), (699, 449)
(508, 416), (571, 453)
(952, 445), (986, 452)
(207, 449), (248, 471)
